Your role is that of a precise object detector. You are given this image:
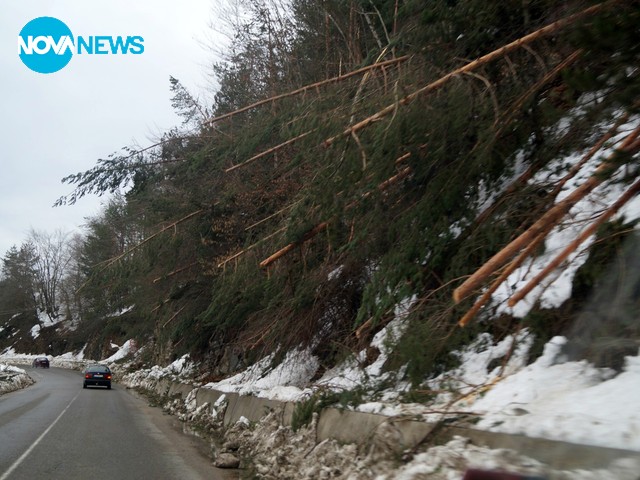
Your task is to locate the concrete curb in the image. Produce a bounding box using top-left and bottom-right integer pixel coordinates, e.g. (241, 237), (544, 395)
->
(138, 378), (640, 471)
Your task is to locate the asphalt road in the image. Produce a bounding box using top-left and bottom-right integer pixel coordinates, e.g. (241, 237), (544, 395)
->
(0, 366), (232, 480)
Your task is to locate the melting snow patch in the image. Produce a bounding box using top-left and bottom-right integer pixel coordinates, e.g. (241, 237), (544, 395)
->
(327, 265), (344, 280)
(427, 329), (533, 409)
(30, 324), (41, 339)
(167, 354), (194, 375)
(121, 354), (195, 391)
(0, 363), (34, 395)
(202, 296), (416, 401)
(103, 339), (136, 363)
(471, 337), (640, 451)
(317, 295), (416, 393)
(205, 348), (319, 401)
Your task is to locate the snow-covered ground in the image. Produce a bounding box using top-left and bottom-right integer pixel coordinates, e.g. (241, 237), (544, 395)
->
(472, 337), (640, 450)
(0, 348), (89, 371)
(102, 339), (136, 363)
(119, 321), (640, 454)
(0, 363), (34, 396)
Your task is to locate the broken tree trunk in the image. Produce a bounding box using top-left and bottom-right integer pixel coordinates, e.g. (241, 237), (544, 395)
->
(549, 113), (630, 198)
(225, 130), (313, 173)
(457, 229), (550, 327)
(217, 226), (288, 269)
(244, 201), (301, 231)
(99, 209), (205, 269)
(259, 162), (414, 269)
(259, 222), (329, 269)
(493, 49), (583, 134)
(162, 305), (186, 328)
(467, 111), (628, 257)
(507, 177), (640, 307)
(206, 56), (410, 125)
(453, 123), (640, 303)
(76, 208), (205, 294)
(153, 262), (199, 284)
(322, 2), (611, 148)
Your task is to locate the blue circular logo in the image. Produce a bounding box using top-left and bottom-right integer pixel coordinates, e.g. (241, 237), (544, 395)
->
(19, 17), (74, 74)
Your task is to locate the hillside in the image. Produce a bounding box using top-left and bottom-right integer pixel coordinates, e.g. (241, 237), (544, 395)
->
(1, 0), (640, 449)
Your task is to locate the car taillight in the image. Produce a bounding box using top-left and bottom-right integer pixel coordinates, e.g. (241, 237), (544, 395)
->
(85, 373), (90, 378)
(106, 374), (112, 379)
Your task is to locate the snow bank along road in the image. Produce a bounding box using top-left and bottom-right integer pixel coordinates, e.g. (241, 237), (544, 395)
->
(0, 366), (229, 480)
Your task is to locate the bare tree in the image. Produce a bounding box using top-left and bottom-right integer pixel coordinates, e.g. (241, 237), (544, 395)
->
(29, 229), (72, 321)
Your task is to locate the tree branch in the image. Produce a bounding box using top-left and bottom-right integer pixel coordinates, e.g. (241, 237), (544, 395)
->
(206, 56), (411, 125)
(508, 177), (640, 307)
(322, 2), (612, 148)
(453, 123), (640, 303)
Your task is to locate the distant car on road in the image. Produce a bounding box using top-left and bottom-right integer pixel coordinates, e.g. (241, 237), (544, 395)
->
(32, 357), (50, 368)
(83, 365), (112, 389)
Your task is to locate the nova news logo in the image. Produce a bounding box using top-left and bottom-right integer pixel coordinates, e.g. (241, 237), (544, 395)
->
(18, 16), (144, 74)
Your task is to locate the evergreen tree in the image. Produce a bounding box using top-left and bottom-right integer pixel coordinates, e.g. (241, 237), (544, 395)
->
(0, 243), (38, 319)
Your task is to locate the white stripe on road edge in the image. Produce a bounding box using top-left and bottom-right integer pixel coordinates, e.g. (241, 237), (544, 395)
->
(0, 391), (81, 480)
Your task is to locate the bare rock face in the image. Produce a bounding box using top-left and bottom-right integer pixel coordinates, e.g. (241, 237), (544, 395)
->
(214, 452), (240, 469)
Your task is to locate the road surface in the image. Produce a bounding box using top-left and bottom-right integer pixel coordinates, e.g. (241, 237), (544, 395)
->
(0, 366), (233, 480)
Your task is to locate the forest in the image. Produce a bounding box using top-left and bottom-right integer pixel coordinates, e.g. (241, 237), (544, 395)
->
(1, 0), (639, 387)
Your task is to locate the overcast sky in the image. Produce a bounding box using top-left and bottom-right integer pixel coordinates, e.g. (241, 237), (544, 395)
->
(0, 1), (219, 256)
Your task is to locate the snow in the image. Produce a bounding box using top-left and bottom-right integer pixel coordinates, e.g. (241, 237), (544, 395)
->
(199, 323), (640, 454)
(145, 293), (416, 420)
(236, 415), (250, 427)
(317, 295), (416, 393)
(102, 339), (135, 363)
(353, 332), (640, 452)
(37, 308), (64, 327)
(204, 348), (319, 401)
(425, 330), (534, 408)
(121, 353), (195, 391)
(110, 305), (134, 317)
(472, 337), (640, 451)
(0, 363), (27, 376)
(30, 324), (41, 339)
(165, 354), (194, 375)
(327, 265), (344, 280)
(490, 115), (640, 318)
(0, 363), (34, 395)
(58, 346), (86, 361)
(0, 346), (90, 371)
(166, 277), (640, 456)
(37, 309), (51, 326)
(200, 296), (417, 402)
(102, 339), (141, 364)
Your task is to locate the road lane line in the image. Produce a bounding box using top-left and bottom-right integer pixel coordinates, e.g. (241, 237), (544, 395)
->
(0, 391), (81, 480)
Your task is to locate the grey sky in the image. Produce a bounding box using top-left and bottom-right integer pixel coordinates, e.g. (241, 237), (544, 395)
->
(1, 1), (218, 256)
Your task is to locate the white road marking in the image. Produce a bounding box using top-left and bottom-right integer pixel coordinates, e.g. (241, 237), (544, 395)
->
(0, 391), (81, 480)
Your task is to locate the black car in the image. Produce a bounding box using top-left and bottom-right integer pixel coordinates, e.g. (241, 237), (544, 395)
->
(33, 357), (50, 368)
(83, 365), (112, 389)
